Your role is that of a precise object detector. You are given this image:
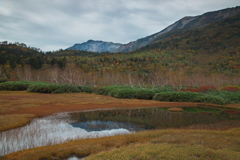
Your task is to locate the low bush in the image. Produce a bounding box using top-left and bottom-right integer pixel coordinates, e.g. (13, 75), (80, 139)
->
(107, 87), (155, 99)
(153, 86), (174, 92)
(1, 82), (239, 104)
(28, 83), (95, 94)
(0, 81), (35, 91)
(133, 89), (155, 99)
(94, 86), (111, 95)
(95, 85), (131, 95)
(52, 84), (80, 93)
(110, 88), (135, 99)
(153, 92), (199, 102)
(193, 95), (231, 105)
(27, 83), (81, 94)
(0, 79), (7, 83)
(209, 91), (240, 103)
(77, 85), (94, 93)
(27, 83), (59, 93)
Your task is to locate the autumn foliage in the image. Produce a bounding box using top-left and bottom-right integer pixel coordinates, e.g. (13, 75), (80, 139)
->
(221, 86), (240, 92)
(182, 86), (217, 92)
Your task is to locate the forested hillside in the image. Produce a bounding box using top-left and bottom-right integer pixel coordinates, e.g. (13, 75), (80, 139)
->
(140, 14), (240, 55)
(0, 11), (239, 87)
(0, 41), (44, 69)
(114, 6), (240, 53)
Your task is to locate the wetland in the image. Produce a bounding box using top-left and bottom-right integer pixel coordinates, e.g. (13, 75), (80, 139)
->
(1, 91), (240, 160)
(1, 106), (240, 156)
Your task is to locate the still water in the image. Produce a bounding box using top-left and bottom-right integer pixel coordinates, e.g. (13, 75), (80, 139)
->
(69, 107), (240, 130)
(1, 106), (240, 156)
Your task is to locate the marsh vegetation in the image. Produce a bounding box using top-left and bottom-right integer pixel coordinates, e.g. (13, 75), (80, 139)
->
(0, 83), (239, 160)
(1, 106), (240, 158)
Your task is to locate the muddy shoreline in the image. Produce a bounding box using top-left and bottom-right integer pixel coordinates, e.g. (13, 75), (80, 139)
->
(1, 91), (239, 132)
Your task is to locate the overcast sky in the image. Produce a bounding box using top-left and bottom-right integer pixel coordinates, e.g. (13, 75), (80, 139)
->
(0, 0), (239, 51)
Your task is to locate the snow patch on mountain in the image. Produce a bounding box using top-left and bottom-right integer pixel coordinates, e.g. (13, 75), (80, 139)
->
(66, 40), (122, 53)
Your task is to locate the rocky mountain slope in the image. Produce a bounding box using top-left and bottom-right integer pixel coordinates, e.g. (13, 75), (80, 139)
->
(66, 6), (240, 53)
(66, 40), (122, 53)
(113, 6), (240, 53)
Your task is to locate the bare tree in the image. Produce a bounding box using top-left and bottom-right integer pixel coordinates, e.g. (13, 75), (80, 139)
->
(49, 68), (60, 84)
(22, 65), (33, 81)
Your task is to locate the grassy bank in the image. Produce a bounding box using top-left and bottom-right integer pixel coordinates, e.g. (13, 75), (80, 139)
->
(0, 114), (35, 131)
(0, 81), (240, 105)
(3, 128), (240, 160)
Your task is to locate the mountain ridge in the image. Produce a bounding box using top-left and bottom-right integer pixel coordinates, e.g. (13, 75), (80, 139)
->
(66, 6), (240, 53)
(113, 6), (240, 53)
(66, 40), (122, 53)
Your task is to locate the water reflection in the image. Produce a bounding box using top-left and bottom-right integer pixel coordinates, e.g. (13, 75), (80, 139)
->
(69, 107), (240, 130)
(1, 106), (239, 156)
(72, 120), (143, 132)
(0, 114), (130, 156)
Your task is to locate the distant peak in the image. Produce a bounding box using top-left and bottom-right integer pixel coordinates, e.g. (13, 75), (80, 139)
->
(87, 39), (97, 42)
(66, 40), (123, 53)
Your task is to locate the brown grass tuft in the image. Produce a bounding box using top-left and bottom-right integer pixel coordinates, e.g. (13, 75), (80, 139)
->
(168, 107), (184, 112)
(0, 114), (35, 131)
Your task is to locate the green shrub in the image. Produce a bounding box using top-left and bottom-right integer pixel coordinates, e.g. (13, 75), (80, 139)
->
(133, 89), (155, 99)
(94, 86), (109, 95)
(53, 84), (80, 93)
(0, 81), (34, 91)
(0, 79), (7, 83)
(153, 92), (199, 102)
(28, 83), (81, 94)
(208, 91), (240, 103)
(95, 85), (131, 95)
(110, 88), (135, 99)
(101, 85), (155, 99)
(193, 95), (230, 105)
(28, 83), (58, 93)
(77, 85), (94, 93)
(108, 89), (120, 97)
(153, 86), (174, 92)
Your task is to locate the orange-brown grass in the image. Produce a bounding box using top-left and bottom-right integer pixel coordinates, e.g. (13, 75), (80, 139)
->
(0, 114), (35, 131)
(3, 128), (240, 160)
(87, 143), (240, 160)
(1, 91), (240, 159)
(0, 91), (202, 132)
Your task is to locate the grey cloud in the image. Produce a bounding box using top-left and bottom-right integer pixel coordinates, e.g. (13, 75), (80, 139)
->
(0, 0), (239, 51)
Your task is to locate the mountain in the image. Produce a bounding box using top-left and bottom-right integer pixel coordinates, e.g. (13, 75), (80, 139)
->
(66, 6), (240, 53)
(138, 13), (240, 55)
(113, 6), (240, 53)
(66, 40), (122, 53)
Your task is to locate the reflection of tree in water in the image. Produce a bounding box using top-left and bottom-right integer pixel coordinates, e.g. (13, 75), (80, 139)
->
(69, 108), (240, 130)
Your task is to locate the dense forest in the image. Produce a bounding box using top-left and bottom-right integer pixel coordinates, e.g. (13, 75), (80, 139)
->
(0, 15), (239, 88)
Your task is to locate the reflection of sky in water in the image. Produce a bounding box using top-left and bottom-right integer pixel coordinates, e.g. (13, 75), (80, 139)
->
(0, 114), (130, 156)
(71, 120), (144, 132)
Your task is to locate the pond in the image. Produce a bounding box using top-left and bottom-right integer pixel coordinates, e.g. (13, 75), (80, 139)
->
(69, 107), (240, 130)
(1, 106), (240, 156)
